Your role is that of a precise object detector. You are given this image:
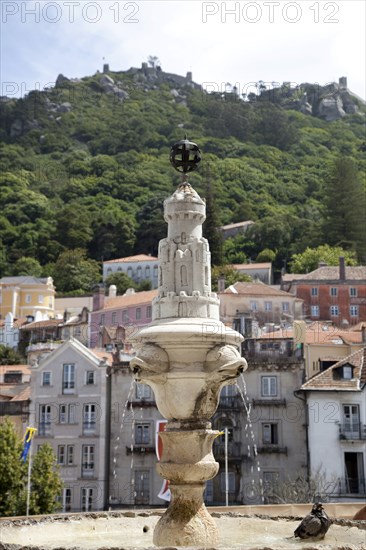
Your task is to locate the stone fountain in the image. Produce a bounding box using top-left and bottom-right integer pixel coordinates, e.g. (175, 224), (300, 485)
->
(130, 139), (247, 547)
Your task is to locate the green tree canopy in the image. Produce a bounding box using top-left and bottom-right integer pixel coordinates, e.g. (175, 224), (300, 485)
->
(11, 256), (42, 277)
(51, 248), (101, 294)
(211, 265), (252, 291)
(105, 271), (137, 295)
(28, 444), (63, 515)
(0, 418), (26, 516)
(0, 345), (25, 365)
(290, 244), (358, 273)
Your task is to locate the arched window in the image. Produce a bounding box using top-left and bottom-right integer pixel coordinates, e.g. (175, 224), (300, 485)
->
(181, 232), (187, 244)
(107, 268), (112, 274)
(145, 266), (150, 278)
(137, 266), (142, 280)
(117, 267), (122, 272)
(127, 267), (133, 278)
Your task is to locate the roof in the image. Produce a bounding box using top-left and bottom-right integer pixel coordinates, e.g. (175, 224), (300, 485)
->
(89, 350), (114, 366)
(103, 254), (158, 264)
(285, 266), (366, 282)
(0, 276), (52, 285)
(257, 322), (364, 345)
(221, 281), (296, 298)
(98, 289), (158, 311)
(20, 318), (62, 331)
(221, 221), (254, 230)
(11, 386), (31, 401)
(301, 347), (366, 391)
(231, 263), (272, 270)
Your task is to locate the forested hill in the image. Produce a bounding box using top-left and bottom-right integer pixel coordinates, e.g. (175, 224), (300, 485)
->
(0, 65), (365, 288)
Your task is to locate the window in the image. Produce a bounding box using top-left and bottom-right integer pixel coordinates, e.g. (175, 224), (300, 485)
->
(112, 312), (117, 324)
(264, 301), (272, 311)
(282, 302), (289, 313)
(343, 366), (353, 379)
(350, 305), (359, 317)
(4, 372), (22, 383)
(58, 445), (66, 465)
(330, 305), (339, 316)
(145, 266), (150, 278)
(86, 371), (95, 385)
(137, 266), (142, 280)
(67, 445), (74, 465)
(146, 305), (152, 319)
(136, 308), (141, 320)
(250, 301), (258, 311)
(263, 471), (280, 497)
(136, 383), (151, 399)
(62, 488), (72, 512)
(153, 265), (158, 278)
(83, 404), (96, 433)
(39, 404), (52, 435)
(350, 287), (357, 297)
(25, 294), (31, 303)
(100, 314), (105, 326)
(107, 268), (112, 275)
(262, 423), (278, 445)
(117, 267), (122, 272)
(220, 471), (236, 493)
(62, 364), (75, 394)
(81, 488), (93, 512)
(42, 372), (51, 386)
(330, 287), (338, 297)
(134, 471), (150, 505)
(311, 305), (319, 317)
(59, 404), (76, 424)
(127, 267), (133, 278)
(38, 295), (44, 304)
(135, 424), (150, 445)
(122, 310), (128, 323)
(311, 287), (318, 297)
(82, 445), (95, 477)
(261, 376), (277, 397)
(343, 404), (360, 436)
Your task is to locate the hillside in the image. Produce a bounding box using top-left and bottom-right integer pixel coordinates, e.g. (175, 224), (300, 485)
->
(0, 63), (365, 288)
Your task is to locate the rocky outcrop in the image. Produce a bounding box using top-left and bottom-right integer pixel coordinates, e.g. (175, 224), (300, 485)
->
(318, 96), (346, 121)
(99, 75), (129, 102)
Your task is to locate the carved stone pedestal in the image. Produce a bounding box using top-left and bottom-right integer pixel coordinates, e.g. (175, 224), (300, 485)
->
(153, 427), (219, 547)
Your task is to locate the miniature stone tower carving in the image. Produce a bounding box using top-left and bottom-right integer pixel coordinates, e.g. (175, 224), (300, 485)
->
(130, 139), (247, 547)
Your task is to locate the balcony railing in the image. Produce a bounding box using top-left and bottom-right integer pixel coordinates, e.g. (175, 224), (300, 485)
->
(82, 422), (96, 434)
(213, 441), (242, 460)
(38, 422), (52, 437)
(257, 445), (288, 454)
(337, 477), (366, 495)
(26, 342), (61, 353)
(218, 396), (243, 410)
(339, 423), (366, 441)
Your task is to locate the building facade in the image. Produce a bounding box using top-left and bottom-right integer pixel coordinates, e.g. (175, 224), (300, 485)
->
(0, 276), (55, 320)
(301, 347), (366, 501)
(282, 260), (366, 326)
(29, 339), (112, 512)
(0, 364), (30, 435)
(103, 255), (159, 288)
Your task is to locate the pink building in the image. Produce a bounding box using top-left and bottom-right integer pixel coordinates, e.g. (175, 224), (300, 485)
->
(89, 286), (158, 349)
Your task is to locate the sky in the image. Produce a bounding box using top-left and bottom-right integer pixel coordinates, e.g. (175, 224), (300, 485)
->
(1, 0), (365, 99)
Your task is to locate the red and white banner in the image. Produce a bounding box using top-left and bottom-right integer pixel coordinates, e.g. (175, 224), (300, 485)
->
(156, 419), (171, 502)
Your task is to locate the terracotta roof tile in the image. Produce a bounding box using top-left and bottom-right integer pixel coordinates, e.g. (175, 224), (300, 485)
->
(221, 281), (296, 298)
(221, 221), (254, 230)
(301, 347), (366, 391)
(0, 365), (30, 374)
(20, 319), (62, 330)
(258, 325), (364, 344)
(231, 263), (272, 270)
(99, 289), (158, 311)
(89, 350), (114, 366)
(11, 386), (31, 401)
(104, 254), (158, 264)
(287, 266), (366, 282)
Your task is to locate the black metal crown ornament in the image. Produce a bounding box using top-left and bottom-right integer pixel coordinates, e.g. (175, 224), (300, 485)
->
(170, 137), (201, 176)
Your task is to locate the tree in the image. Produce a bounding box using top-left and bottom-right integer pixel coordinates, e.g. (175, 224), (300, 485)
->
(223, 234), (247, 265)
(203, 183), (223, 266)
(0, 418), (26, 516)
(134, 194), (167, 256)
(290, 244), (358, 274)
(105, 271), (137, 295)
(51, 249), (101, 294)
(11, 256), (42, 277)
(211, 265), (251, 291)
(256, 249), (277, 263)
(0, 344), (25, 365)
(323, 157), (366, 262)
(28, 444), (62, 515)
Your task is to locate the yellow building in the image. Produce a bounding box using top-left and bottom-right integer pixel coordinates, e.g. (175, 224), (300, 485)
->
(0, 276), (55, 321)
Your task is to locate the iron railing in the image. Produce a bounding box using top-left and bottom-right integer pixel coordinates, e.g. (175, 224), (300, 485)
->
(339, 423), (366, 440)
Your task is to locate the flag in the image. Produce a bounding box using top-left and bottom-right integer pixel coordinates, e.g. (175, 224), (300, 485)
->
(20, 427), (37, 462)
(156, 420), (171, 502)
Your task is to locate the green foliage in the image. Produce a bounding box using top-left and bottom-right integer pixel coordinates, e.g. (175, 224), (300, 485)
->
(105, 271), (137, 295)
(0, 74), (365, 276)
(11, 256), (42, 277)
(0, 418), (26, 517)
(28, 444), (63, 515)
(0, 345), (25, 365)
(51, 249), (101, 294)
(203, 182), (223, 266)
(211, 265), (252, 291)
(256, 249), (277, 263)
(223, 235), (248, 264)
(290, 244), (358, 273)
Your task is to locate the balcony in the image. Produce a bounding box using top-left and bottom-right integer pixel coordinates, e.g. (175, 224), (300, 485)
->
(252, 399), (286, 408)
(337, 477), (366, 495)
(82, 422), (97, 435)
(26, 342), (61, 353)
(218, 396), (243, 410)
(213, 441), (242, 461)
(126, 445), (155, 455)
(38, 422), (52, 437)
(257, 445), (288, 454)
(81, 464), (95, 478)
(339, 423), (366, 441)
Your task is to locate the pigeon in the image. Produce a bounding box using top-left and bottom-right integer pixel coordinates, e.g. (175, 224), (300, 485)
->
(294, 503), (332, 539)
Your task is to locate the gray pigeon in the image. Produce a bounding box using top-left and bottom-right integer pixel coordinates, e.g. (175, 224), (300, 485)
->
(294, 503), (332, 539)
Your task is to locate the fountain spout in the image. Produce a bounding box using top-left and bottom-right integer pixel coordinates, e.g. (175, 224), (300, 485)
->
(130, 139), (247, 546)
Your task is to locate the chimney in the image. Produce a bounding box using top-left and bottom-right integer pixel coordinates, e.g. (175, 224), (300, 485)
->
(362, 326), (366, 344)
(109, 285), (117, 298)
(93, 284), (105, 311)
(217, 277), (225, 293)
(339, 256), (346, 281)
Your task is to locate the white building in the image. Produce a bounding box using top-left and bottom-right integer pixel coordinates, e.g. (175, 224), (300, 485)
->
(103, 254), (159, 288)
(29, 339), (113, 512)
(301, 347), (366, 501)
